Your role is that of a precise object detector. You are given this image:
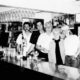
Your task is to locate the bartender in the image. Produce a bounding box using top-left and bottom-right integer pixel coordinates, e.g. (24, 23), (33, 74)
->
(16, 22), (32, 58)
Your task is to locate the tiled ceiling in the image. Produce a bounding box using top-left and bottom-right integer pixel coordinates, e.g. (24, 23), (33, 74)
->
(0, 0), (80, 14)
(0, 4), (42, 13)
(0, 5), (43, 22)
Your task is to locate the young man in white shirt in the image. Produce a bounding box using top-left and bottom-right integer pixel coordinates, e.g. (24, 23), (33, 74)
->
(36, 21), (54, 61)
(16, 22), (32, 58)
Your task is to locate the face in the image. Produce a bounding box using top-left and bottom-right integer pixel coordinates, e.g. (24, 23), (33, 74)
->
(53, 29), (60, 40)
(45, 23), (53, 33)
(62, 30), (69, 37)
(60, 31), (65, 39)
(24, 24), (30, 32)
(37, 22), (43, 31)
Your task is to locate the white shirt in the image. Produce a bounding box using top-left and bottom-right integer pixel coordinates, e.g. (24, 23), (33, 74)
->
(64, 35), (80, 56)
(16, 31), (32, 56)
(49, 39), (65, 64)
(37, 32), (54, 51)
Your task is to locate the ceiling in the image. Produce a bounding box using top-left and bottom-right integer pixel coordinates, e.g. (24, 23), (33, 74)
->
(0, 0), (80, 14)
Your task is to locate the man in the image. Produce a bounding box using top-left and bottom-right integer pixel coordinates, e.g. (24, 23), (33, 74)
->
(36, 21), (54, 61)
(61, 25), (80, 67)
(16, 22), (32, 58)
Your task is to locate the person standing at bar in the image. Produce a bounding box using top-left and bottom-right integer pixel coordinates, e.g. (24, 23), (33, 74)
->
(16, 22), (32, 58)
(61, 25), (80, 67)
(49, 27), (65, 72)
(27, 21), (44, 54)
(36, 21), (54, 61)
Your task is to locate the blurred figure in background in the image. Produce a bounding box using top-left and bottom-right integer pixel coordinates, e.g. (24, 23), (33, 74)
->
(0, 24), (9, 47)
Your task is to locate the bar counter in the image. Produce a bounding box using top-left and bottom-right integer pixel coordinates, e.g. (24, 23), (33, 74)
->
(0, 48), (80, 80)
(0, 59), (65, 80)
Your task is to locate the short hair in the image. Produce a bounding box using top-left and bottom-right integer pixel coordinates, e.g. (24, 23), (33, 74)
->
(23, 22), (31, 27)
(44, 21), (53, 32)
(37, 21), (44, 26)
(23, 22), (31, 30)
(45, 21), (52, 27)
(53, 28), (60, 34)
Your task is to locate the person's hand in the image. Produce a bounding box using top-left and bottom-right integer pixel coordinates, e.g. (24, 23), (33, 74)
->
(36, 45), (41, 50)
(41, 48), (49, 53)
(36, 45), (44, 51)
(36, 45), (49, 53)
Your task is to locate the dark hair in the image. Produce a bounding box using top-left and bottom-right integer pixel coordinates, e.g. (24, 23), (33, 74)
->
(37, 21), (44, 26)
(23, 22), (31, 27)
(36, 21), (45, 31)
(23, 22), (31, 30)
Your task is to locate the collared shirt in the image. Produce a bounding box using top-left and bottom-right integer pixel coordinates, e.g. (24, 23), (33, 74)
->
(16, 31), (32, 56)
(37, 32), (54, 51)
(64, 35), (80, 56)
(49, 39), (65, 64)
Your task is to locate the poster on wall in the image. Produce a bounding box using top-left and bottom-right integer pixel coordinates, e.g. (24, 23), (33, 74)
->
(52, 13), (76, 29)
(65, 14), (76, 29)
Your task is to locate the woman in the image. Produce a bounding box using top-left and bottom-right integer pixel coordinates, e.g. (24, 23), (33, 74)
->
(49, 27), (65, 72)
(27, 21), (44, 54)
